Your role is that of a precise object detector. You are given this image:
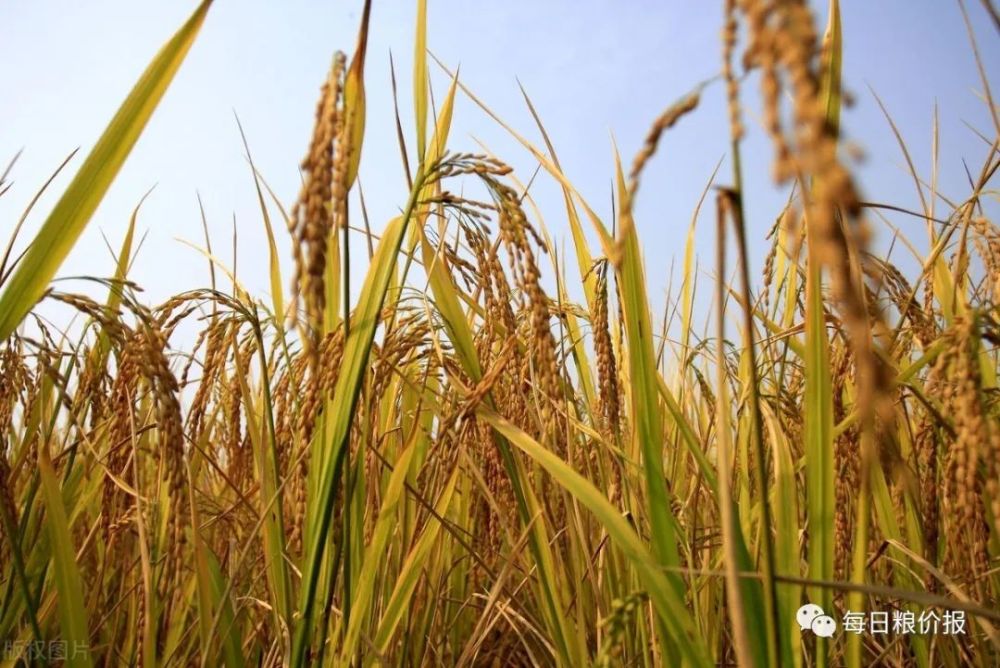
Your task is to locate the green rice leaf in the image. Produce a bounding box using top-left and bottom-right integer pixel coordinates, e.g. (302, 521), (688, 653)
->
(38, 450), (93, 668)
(0, 0), (213, 341)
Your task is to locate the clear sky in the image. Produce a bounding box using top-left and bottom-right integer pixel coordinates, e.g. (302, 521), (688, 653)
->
(1, 1), (997, 331)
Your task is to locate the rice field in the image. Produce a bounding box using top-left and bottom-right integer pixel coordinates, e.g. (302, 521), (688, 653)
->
(1, 1), (999, 666)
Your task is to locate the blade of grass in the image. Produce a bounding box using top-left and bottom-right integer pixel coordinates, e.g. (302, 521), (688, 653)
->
(344, 0), (372, 190)
(372, 466), (460, 654)
(189, 464), (244, 668)
(0, 149), (79, 286)
(714, 192), (767, 668)
(413, 0), (428, 163)
(38, 449), (94, 668)
(804, 7), (840, 666)
(232, 330), (292, 629)
(340, 432), (418, 661)
(612, 149), (683, 581)
(727, 187), (782, 668)
(235, 114), (285, 323)
(292, 169), (429, 665)
(475, 406), (711, 668)
(0, 0), (213, 341)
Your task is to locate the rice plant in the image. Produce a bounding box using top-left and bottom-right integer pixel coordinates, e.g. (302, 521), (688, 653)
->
(1, 0), (998, 666)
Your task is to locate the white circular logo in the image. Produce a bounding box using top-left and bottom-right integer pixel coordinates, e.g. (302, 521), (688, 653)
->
(796, 603), (825, 631)
(811, 614), (837, 638)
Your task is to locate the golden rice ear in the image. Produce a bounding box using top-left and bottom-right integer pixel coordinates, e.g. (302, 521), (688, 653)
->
(591, 263), (622, 442)
(288, 53), (347, 369)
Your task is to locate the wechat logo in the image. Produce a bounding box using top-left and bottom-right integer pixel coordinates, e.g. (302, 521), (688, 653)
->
(797, 603), (837, 638)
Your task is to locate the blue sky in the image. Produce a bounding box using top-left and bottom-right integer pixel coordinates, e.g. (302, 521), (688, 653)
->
(1, 1), (997, 331)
